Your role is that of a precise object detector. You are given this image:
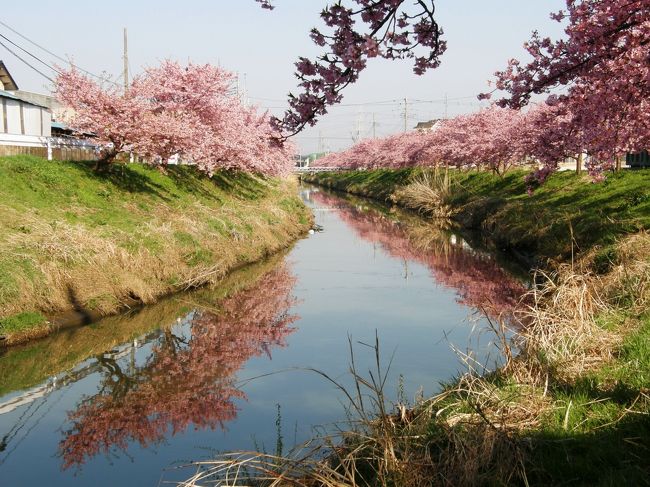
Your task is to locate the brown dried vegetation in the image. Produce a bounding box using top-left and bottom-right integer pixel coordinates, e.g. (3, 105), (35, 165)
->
(179, 233), (650, 486)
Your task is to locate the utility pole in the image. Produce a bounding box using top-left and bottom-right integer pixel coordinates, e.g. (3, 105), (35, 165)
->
(372, 113), (376, 138)
(242, 73), (248, 105)
(403, 97), (408, 132)
(352, 112), (362, 142)
(318, 130), (323, 153)
(356, 115), (361, 141)
(444, 93), (448, 119)
(123, 28), (129, 95)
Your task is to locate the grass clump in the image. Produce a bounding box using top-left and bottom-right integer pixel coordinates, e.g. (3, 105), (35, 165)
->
(392, 169), (456, 219)
(0, 311), (47, 334)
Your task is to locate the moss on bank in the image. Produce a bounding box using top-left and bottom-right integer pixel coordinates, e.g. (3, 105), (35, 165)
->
(0, 156), (311, 345)
(304, 169), (650, 265)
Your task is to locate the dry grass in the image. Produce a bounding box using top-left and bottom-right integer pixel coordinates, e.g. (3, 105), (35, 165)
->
(175, 234), (650, 487)
(0, 160), (311, 343)
(391, 170), (456, 219)
(510, 232), (650, 385)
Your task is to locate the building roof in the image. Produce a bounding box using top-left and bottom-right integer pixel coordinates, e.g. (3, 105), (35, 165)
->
(0, 61), (19, 91)
(0, 89), (50, 109)
(415, 119), (443, 130)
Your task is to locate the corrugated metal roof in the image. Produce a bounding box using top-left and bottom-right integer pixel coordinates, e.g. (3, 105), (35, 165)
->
(0, 89), (50, 109)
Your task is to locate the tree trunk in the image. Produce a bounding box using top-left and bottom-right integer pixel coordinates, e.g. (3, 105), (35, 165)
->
(94, 149), (118, 172)
(615, 154), (623, 171)
(94, 157), (111, 172)
(576, 152), (583, 175)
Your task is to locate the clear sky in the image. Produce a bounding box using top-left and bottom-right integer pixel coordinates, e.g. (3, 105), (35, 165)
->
(0, 1), (566, 153)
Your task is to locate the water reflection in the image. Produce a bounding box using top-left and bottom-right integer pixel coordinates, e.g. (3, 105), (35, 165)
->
(305, 188), (528, 320)
(0, 188), (530, 486)
(57, 264), (297, 469)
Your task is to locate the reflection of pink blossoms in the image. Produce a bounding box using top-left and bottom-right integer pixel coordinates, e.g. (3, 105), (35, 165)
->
(310, 192), (527, 319)
(59, 265), (297, 470)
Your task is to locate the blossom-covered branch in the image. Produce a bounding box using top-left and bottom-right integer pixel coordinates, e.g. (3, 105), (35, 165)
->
(483, 0), (650, 177)
(258, 1), (446, 136)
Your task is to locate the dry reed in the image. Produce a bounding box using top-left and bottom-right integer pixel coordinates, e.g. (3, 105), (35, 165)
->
(392, 170), (456, 219)
(173, 233), (650, 487)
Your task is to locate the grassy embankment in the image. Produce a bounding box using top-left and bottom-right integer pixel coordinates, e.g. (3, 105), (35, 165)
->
(304, 168), (650, 265)
(272, 169), (650, 486)
(0, 155), (310, 345)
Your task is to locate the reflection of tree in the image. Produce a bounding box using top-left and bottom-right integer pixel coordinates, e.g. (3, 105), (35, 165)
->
(311, 191), (527, 318)
(59, 265), (297, 469)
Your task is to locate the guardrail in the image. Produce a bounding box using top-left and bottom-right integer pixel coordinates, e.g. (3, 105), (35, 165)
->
(294, 166), (342, 173)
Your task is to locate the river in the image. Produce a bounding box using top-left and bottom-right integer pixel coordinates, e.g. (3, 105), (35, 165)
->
(0, 186), (528, 486)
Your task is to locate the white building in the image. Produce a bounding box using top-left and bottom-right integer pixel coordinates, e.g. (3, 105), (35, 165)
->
(0, 61), (96, 160)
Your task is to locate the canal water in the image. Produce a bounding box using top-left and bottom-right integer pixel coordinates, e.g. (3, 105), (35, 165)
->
(0, 186), (528, 486)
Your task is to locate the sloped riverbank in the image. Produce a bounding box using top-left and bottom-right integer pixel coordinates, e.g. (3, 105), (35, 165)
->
(304, 168), (650, 266)
(0, 156), (311, 345)
(267, 171), (650, 486)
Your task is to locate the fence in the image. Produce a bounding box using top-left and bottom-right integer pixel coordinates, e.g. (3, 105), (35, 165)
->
(0, 133), (98, 161)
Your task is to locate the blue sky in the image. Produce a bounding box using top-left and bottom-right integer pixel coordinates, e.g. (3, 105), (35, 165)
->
(1, 1), (566, 152)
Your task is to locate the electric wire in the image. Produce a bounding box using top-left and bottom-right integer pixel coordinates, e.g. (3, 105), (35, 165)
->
(0, 38), (54, 83)
(0, 32), (61, 75)
(0, 19), (120, 86)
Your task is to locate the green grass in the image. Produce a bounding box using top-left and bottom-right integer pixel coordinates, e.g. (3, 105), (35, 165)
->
(0, 155), (310, 343)
(521, 312), (650, 485)
(0, 311), (47, 334)
(306, 168), (650, 263)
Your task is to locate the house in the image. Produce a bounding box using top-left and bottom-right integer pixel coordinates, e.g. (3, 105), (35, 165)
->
(0, 61), (96, 160)
(1, 60), (52, 157)
(414, 119), (443, 131)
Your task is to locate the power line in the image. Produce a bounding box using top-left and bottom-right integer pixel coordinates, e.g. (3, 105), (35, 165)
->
(0, 38), (54, 83)
(0, 19), (119, 86)
(0, 32), (60, 75)
(0, 19), (70, 64)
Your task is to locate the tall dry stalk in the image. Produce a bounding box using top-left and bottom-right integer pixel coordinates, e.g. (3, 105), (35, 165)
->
(392, 169), (455, 219)
(175, 234), (650, 487)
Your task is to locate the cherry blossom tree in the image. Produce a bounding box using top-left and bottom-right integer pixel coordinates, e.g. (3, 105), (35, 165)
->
(55, 69), (146, 168)
(55, 62), (295, 175)
(485, 0), (650, 176)
(318, 106), (532, 175)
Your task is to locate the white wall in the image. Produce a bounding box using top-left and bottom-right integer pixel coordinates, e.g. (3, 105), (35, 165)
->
(0, 97), (51, 136)
(4, 98), (20, 134)
(42, 109), (51, 137)
(23, 104), (41, 136)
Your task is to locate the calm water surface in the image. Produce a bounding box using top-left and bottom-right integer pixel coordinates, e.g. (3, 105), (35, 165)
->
(0, 187), (527, 486)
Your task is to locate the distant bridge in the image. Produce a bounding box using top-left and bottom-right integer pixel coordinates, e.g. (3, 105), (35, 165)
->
(294, 166), (342, 173)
